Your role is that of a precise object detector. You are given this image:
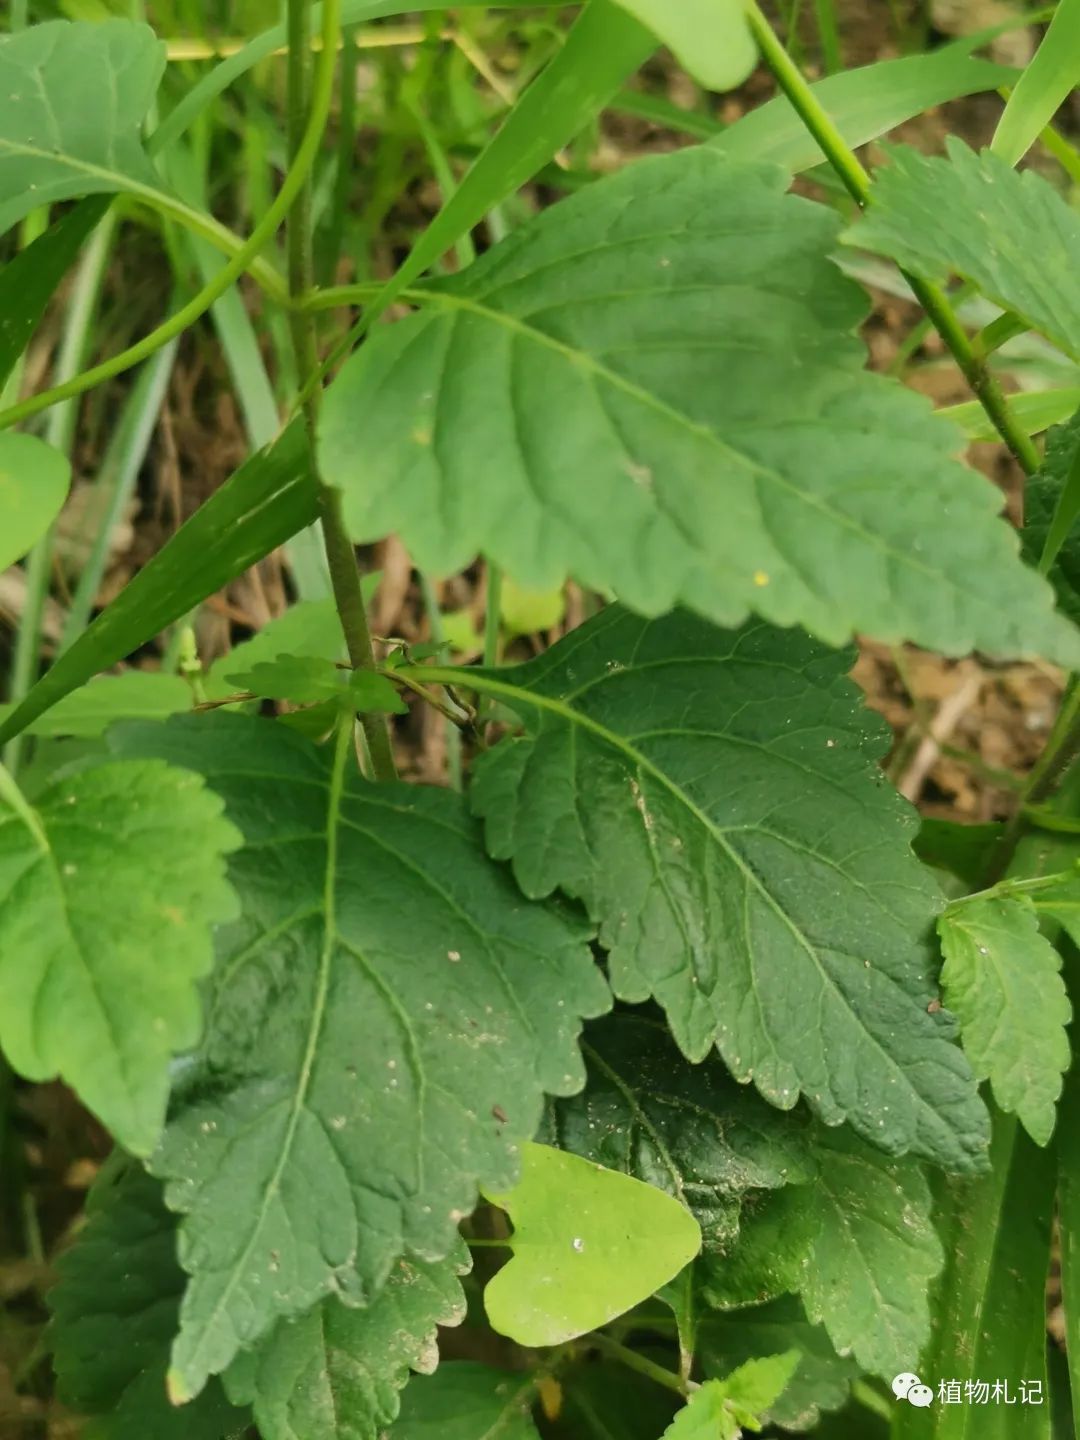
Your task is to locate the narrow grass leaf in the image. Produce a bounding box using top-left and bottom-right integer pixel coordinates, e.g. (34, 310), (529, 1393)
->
(992, 0), (1080, 166)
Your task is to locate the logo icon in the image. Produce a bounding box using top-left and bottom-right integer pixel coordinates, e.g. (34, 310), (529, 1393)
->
(893, 1373), (934, 1408)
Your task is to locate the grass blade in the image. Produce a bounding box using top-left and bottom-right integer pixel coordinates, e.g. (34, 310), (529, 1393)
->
(993, 0), (1080, 166)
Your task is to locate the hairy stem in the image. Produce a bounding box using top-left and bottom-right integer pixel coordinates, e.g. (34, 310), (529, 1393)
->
(744, 1), (1041, 476)
(286, 0), (396, 782)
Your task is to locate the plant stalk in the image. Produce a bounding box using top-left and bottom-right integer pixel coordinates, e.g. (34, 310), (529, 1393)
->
(589, 1333), (692, 1397)
(744, 1), (1041, 476)
(286, 0), (396, 783)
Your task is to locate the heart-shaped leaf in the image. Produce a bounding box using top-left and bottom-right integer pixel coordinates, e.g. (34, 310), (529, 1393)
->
(483, 1142), (701, 1346)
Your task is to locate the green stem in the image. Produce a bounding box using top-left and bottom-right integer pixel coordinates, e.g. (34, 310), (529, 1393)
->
(944, 865), (1080, 914)
(286, 0), (396, 783)
(589, 1333), (692, 1397)
(986, 679), (1080, 881)
(813, 0), (842, 72)
(744, 1), (1041, 476)
(484, 563), (503, 668)
(0, 7), (339, 434)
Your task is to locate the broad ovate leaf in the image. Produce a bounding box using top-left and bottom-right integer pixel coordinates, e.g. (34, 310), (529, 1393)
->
(467, 606), (990, 1171)
(49, 1157), (247, 1439)
(0, 671), (192, 739)
(387, 1363), (540, 1440)
(0, 758), (239, 1155)
(849, 138), (1080, 363)
(938, 897), (1071, 1146)
(546, 1010), (814, 1251)
(483, 1142), (702, 1346)
(0, 20), (167, 238)
(322, 146), (1077, 665)
(0, 432), (71, 570)
(613, 0), (757, 91)
(224, 1243), (469, 1440)
(110, 714), (609, 1400)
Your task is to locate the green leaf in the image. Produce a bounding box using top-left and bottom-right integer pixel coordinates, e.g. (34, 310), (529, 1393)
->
(483, 1142), (701, 1347)
(0, 671), (192, 739)
(226, 655), (407, 713)
(665, 1353), (802, 1438)
(203, 598), (348, 699)
(892, 1110), (1054, 1440)
(1022, 406), (1080, 622)
(0, 421), (319, 749)
(697, 1296), (858, 1432)
(939, 386), (1080, 444)
(499, 578), (566, 638)
(795, 1127), (942, 1378)
(992, 0), (1080, 166)
(663, 1381), (739, 1440)
(938, 897), (1071, 1145)
(224, 1243), (470, 1440)
(545, 1010), (814, 1253)
(323, 146), (1074, 664)
(386, 1363), (540, 1440)
(109, 714), (609, 1400)
(613, 0), (756, 91)
(714, 45), (1015, 172)
(0, 195), (109, 392)
(848, 138), (1080, 364)
(465, 606), (989, 1171)
(1056, 982), (1080, 1432)
(702, 1127), (941, 1377)
(698, 1187), (819, 1312)
(0, 757), (239, 1155)
(0, 20), (166, 238)
(49, 1156), (248, 1439)
(0, 431), (71, 570)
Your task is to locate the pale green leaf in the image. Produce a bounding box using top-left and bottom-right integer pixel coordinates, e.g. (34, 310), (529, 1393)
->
(992, 0), (1080, 166)
(614, 0), (757, 91)
(938, 897), (1071, 1146)
(323, 146), (1075, 663)
(0, 758), (239, 1155)
(720, 1351), (803, 1421)
(224, 1243), (470, 1440)
(225, 655), (406, 713)
(110, 714), (609, 1400)
(0, 432), (71, 570)
(714, 45), (1014, 172)
(387, 1364), (540, 1440)
(696, 1296), (858, 1433)
(849, 139), (1080, 364)
(204, 598), (348, 699)
(662, 1381), (739, 1440)
(483, 1142), (702, 1347)
(466, 606), (990, 1171)
(499, 578), (566, 638)
(0, 671), (192, 739)
(49, 1157), (248, 1440)
(545, 1010), (814, 1253)
(0, 20), (167, 238)
(1022, 406), (1080, 623)
(797, 1127), (942, 1378)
